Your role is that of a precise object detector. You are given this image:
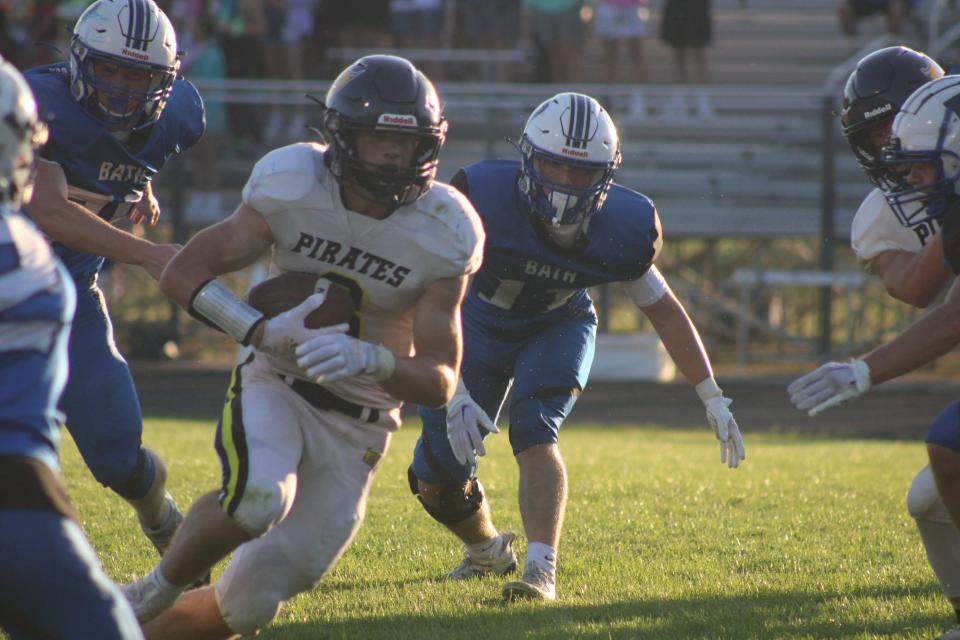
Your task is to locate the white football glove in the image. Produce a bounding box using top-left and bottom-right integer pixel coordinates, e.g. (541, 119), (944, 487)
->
(446, 378), (498, 467)
(257, 293), (329, 359)
(295, 331), (395, 384)
(696, 378), (746, 469)
(787, 358), (871, 416)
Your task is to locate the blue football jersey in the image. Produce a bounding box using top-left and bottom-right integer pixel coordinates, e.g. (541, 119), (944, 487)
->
(0, 209), (76, 472)
(25, 63), (205, 278)
(460, 160), (662, 325)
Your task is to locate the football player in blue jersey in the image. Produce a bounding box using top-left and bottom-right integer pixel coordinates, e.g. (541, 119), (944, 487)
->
(0, 56), (143, 640)
(408, 92), (746, 602)
(789, 75), (960, 639)
(21, 0), (205, 566)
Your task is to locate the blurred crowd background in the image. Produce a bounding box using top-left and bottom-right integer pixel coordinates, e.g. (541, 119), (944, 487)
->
(4, 0), (959, 370)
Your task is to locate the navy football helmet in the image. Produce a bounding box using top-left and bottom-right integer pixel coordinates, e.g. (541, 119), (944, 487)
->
(841, 46), (943, 189)
(320, 55), (447, 206)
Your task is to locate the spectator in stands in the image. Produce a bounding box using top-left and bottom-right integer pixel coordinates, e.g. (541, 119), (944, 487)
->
(524, 0), (586, 83)
(215, 0), (267, 152)
(837, 0), (913, 37)
(659, 0), (712, 84)
(594, 0), (650, 84)
(321, 0), (392, 50)
(391, 0), (447, 47)
(183, 17), (227, 219)
(390, 0), (448, 79)
(461, 0), (521, 49)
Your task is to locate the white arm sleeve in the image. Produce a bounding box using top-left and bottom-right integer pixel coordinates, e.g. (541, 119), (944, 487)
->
(622, 265), (670, 308)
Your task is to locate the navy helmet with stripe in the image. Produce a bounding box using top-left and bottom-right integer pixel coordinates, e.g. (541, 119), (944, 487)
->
(69, 0), (180, 131)
(515, 93), (622, 247)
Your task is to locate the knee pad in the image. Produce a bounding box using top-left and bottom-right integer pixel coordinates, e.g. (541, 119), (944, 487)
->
(408, 466), (484, 526)
(228, 483), (290, 537)
(907, 465), (952, 524)
(111, 448), (156, 500)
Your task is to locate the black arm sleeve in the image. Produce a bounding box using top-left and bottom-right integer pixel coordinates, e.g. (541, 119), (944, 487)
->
(450, 169), (469, 196)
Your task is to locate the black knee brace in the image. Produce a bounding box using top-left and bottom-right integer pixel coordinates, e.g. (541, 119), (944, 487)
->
(407, 466), (484, 526)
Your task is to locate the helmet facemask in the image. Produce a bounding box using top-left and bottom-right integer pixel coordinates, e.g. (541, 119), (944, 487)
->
(882, 129), (960, 226)
(323, 107), (446, 207)
(71, 39), (178, 131)
(515, 134), (620, 248)
(845, 114), (902, 190)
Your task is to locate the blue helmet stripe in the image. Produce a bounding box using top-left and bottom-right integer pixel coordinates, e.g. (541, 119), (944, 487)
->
(565, 94), (577, 148)
(573, 94), (586, 148)
(125, 0), (135, 48)
(581, 96), (593, 149)
(132, 0), (146, 51)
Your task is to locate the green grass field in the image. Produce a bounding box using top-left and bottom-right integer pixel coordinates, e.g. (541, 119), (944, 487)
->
(54, 418), (956, 639)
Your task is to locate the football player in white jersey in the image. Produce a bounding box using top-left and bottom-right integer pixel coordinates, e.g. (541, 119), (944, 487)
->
(122, 55), (484, 639)
(791, 74), (960, 640)
(844, 47), (949, 306)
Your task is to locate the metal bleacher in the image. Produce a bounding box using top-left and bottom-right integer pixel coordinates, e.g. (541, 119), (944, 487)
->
(144, 0), (960, 365)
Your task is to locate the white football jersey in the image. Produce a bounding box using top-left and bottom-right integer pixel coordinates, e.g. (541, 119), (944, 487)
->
(242, 142), (484, 412)
(850, 188), (941, 268)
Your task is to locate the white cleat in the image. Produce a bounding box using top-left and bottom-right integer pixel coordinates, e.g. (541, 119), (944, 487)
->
(122, 575), (181, 623)
(937, 624), (960, 640)
(445, 532), (517, 580)
(502, 561), (556, 602)
(139, 493), (182, 557)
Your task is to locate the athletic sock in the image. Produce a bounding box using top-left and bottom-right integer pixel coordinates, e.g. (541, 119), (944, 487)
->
(466, 533), (506, 559)
(147, 564), (183, 595)
(525, 541), (557, 575)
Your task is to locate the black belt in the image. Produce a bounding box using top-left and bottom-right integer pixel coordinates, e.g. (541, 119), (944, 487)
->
(280, 375), (381, 424)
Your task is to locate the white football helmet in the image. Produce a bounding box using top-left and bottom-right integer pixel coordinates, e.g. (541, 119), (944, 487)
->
(515, 93), (622, 246)
(69, 0), (180, 131)
(882, 76), (960, 226)
(0, 57), (48, 209)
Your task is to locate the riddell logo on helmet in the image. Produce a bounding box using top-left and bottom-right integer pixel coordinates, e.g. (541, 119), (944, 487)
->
(561, 147), (589, 158)
(378, 114), (417, 127)
(864, 104), (893, 119)
(121, 48), (150, 62)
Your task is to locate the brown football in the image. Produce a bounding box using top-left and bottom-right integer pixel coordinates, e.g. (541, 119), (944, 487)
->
(246, 272), (356, 329)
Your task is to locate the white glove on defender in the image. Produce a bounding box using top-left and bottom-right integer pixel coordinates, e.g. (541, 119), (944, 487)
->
(696, 378), (746, 469)
(257, 293), (329, 359)
(295, 330), (395, 384)
(788, 359), (871, 416)
(446, 379), (498, 467)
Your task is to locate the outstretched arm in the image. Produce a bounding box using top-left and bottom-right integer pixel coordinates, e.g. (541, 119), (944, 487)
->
(26, 159), (178, 280)
(627, 267), (745, 467)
